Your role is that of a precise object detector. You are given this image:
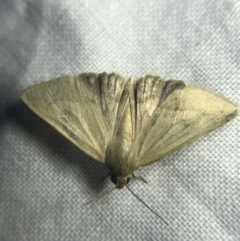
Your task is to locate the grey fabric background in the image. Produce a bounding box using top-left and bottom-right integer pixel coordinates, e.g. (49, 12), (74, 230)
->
(0, 0), (239, 240)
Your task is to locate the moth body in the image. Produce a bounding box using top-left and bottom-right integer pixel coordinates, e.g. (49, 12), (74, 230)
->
(105, 98), (137, 188)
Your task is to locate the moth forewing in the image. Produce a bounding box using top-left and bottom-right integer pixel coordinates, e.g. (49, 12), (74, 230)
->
(131, 84), (239, 167)
(21, 73), (127, 163)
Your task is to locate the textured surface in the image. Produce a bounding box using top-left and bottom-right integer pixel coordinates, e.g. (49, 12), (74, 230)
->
(1, 0), (240, 240)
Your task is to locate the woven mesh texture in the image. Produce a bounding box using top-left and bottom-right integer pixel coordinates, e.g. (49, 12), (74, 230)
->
(0, 1), (239, 240)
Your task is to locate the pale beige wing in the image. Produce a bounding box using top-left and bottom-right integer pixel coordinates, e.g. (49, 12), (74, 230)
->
(133, 75), (186, 136)
(21, 72), (129, 162)
(131, 77), (239, 167)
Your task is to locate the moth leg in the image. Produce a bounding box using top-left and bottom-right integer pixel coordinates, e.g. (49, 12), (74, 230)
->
(132, 172), (148, 184)
(101, 172), (111, 181)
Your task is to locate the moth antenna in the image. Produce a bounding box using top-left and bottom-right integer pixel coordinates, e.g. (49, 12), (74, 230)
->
(82, 186), (116, 206)
(126, 185), (168, 225)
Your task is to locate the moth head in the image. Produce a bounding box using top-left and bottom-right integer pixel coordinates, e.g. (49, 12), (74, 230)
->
(111, 174), (130, 189)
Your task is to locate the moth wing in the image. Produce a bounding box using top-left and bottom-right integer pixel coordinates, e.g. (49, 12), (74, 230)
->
(21, 73), (129, 162)
(132, 76), (239, 167)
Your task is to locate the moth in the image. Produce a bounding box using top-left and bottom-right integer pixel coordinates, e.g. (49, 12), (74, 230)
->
(21, 72), (239, 223)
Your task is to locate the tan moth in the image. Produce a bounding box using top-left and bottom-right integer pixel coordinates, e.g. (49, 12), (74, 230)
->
(21, 72), (239, 224)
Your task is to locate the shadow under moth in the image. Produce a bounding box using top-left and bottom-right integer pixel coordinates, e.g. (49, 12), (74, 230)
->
(21, 72), (239, 224)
